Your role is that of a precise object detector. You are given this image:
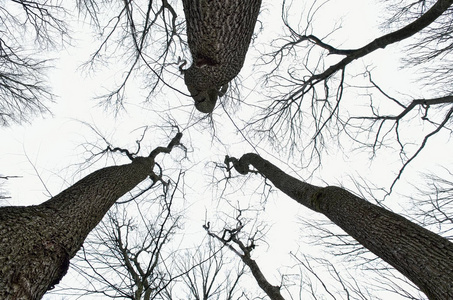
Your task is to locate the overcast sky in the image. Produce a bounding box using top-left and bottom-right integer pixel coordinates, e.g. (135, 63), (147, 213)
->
(1, 0), (452, 299)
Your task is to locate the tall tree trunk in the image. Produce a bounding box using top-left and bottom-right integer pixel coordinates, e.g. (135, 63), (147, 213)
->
(182, 0), (262, 113)
(0, 133), (182, 300)
(226, 153), (453, 300)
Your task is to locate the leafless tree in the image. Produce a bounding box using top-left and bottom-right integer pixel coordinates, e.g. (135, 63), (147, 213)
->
(221, 2), (453, 297)
(3, 1), (453, 300)
(286, 252), (385, 300)
(0, 0), (188, 123)
(204, 209), (284, 300)
(383, 0), (453, 88)
(0, 130), (184, 299)
(52, 181), (257, 299)
(289, 218), (426, 299)
(203, 206), (392, 300)
(51, 169), (184, 299)
(223, 153), (453, 300)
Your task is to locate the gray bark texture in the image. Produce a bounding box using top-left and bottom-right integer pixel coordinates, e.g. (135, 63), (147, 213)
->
(182, 0), (262, 113)
(226, 153), (453, 300)
(0, 133), (182, 299)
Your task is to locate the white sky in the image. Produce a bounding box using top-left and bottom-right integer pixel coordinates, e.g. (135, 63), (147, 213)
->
(1, 0), (451, 299)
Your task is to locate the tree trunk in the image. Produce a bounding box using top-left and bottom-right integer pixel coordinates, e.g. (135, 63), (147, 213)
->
(182, 0), (262, 113)
(0, 133), (181, 299)
(226, 153), (453, 300)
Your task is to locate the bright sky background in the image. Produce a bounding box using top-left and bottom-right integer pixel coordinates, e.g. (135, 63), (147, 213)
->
(1, 0), (452, 299)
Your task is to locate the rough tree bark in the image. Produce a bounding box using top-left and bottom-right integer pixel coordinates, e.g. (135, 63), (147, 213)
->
(225, 153), (453, 300)
(181, 0), (262, 113)
(0, 133), (182, 300)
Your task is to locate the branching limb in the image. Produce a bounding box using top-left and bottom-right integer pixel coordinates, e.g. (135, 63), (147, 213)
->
(0, 176), (21, 180)
(204, 211), (285, 300)
(411, 171), (453, 239)
(293, 0), (453, 96)
(0, 1), (69, 125)
(267, 0), (452, 98)
(149, 131), (183, 160)
(253, 0), (453, 172)
(388, 105), (453, 194)
(80, 0), (185, 108)
(346, 73), (453, 192)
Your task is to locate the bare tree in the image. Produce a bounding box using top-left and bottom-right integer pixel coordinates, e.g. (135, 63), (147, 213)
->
(199, 200), (425, 300)
(0, 0), (189, 123)
(53, 180), (254, 300)
(0, 131), (183, 299)
(53, 171), (183, 300)
(218, 2), (453, 297)
(3, 1), (453, 300)
(203, 209), (284, 300)
(383, 0), (453, 88)
(224, 153), (453, 300)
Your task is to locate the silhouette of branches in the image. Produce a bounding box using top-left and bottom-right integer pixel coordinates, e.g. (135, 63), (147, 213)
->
(250, 0), (453, 189)
(77, 0), (186, 109)
(0, 1), (68, 125)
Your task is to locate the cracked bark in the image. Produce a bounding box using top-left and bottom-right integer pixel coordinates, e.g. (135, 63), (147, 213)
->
(226, 153), (453, 300)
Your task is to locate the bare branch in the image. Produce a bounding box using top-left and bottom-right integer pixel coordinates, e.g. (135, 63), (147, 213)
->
(0, 0), (69, 125)
(204, 211), (285, 300)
